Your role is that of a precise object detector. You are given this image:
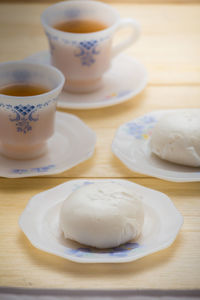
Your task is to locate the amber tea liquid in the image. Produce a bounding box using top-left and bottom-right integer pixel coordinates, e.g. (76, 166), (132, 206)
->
(0, 83), (49, 97)
(54, 19), (107, 34)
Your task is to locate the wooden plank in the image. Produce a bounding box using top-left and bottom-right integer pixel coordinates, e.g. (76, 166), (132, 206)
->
(0, 4), (199, 84)
(0, 1), (200, 290)
(0, 178), (200, 289)
(1, 1), (200, 4)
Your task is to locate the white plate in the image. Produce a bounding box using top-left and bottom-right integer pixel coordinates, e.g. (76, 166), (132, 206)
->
(19, 179), (183, 263)
(0, 112), (96, 178)
(112, 109), (200, 182)
(24, 51), (147, 110)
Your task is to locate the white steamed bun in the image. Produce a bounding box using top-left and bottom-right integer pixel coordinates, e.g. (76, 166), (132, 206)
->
(60, 182), (144, 249)
(150, 110), (200, 167)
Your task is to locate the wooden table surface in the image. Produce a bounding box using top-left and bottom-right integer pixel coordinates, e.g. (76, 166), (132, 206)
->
(0, 0), (200, 290)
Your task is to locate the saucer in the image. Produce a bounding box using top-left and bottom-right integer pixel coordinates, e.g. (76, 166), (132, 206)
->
(19, 179), (183, 263)
(0, 112), (96, 178)
(25, 51), (147, 110)
(112, 110), (200, 182)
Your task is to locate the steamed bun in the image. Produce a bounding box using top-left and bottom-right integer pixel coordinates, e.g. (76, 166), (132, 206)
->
(150, 110), (200, 167)
(60, 182), (144, 249)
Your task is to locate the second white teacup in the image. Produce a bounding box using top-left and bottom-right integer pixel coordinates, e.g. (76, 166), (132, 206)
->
(0, 61), (65, 160)
(41, 0), (140, 93)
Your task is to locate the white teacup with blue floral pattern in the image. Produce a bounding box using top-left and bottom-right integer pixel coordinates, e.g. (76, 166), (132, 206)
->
(0, 61), (65, 160)
(41, 0), (140, 93)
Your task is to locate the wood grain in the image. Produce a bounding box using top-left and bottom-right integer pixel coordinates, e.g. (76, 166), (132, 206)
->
(0, 1), (200, 290)
(0, 178), (200, 289)
(2, 1), (200, 4)
(0, 4), (200, 84)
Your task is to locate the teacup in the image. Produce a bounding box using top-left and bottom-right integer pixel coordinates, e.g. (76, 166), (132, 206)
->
(0, 61), (65, 160)
(41, 0), (140, 93)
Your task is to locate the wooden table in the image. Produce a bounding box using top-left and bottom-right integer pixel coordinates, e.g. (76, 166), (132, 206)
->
(0, 0), (200, 290)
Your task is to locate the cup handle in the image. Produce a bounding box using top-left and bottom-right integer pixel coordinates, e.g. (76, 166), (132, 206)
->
(112, 18), (140, 58)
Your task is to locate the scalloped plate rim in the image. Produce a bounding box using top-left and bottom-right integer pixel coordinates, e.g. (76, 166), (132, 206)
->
(19, 179), (183, 263)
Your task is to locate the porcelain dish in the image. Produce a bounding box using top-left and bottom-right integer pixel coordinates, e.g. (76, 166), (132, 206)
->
(25, 51), (147, 109)
(112, 109), (200, 182)
(19, 179), (183, 263)
(0, 112), (96, 178)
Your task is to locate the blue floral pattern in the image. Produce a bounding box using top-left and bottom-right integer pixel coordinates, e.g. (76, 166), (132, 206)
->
(0, 99), (56, 134)
(9, 104), (38, 134)
(125, 115), (157, 140)
(75, 40), (100, 66)
(71, 180), (94, 192)
(65, 242), (140, 258)
(45, 31), (110, 66)
(12, 164), (55, 174)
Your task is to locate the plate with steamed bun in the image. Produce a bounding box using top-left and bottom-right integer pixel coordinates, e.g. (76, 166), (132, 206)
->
(112, 109), (200, 182)
(19, 179), (183, 263)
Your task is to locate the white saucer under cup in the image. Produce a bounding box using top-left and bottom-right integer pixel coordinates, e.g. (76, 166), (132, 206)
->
(24, 51), (147, 109)
(0, 111), (96, 178)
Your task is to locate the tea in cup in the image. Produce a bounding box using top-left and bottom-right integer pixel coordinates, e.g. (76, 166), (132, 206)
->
(0, 61), (65, 160)
(41, 0), (140, 93)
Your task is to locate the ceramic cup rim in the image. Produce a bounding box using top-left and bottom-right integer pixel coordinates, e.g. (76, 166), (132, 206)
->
(0, 60), (65, 102)
(41, 0), (120, 39)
